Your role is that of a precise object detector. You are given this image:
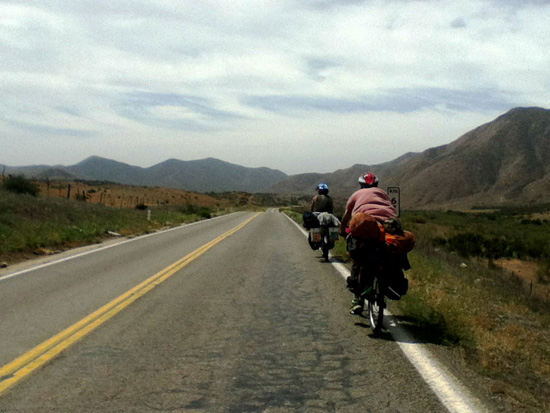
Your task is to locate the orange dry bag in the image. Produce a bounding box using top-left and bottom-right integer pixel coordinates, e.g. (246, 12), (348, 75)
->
(349, 213), (384, 240)
(385, 231), (416, 253)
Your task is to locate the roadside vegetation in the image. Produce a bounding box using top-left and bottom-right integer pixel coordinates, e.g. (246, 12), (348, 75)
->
(400, 208), (549, 411)
(0, 176), (218, 264)
(282, 205), (549, 412)
(0, 176), (300, 266)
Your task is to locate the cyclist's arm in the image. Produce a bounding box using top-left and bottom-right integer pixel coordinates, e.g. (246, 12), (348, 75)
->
(339, 209), (351, 236)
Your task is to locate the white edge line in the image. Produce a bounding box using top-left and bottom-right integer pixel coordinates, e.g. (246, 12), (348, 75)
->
(0, 213), (233, 283)
(283, 212), (489, 413)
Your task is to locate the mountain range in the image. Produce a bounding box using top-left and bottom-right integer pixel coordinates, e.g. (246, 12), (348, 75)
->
(1, 157), (288, 193)
(3, 107), (550, 209)
(269, 107), (550, 209)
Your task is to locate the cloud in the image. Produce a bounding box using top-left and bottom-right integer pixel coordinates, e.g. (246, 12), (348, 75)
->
(5, 120), (95, 138)
(242, 88), (517, 115)
(304, 0), (369, 9)
(450, 17), (467, 28)
(55, 106), (83, 117)
(116, 92), (243, 131)
(0, 0), (549, 173)
(305, 58), (342, 82)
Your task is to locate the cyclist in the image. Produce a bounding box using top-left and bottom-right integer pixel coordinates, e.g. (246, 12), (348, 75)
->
(338, 172), (397, 314)
(311, 183), (333, 213)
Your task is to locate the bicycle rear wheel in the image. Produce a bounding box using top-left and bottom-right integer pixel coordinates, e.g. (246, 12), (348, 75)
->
(321, 238), (330, 261)
(368, 276), (384, 333)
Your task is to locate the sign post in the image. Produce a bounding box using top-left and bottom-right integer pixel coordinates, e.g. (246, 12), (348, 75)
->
(387, 187), (400, 217)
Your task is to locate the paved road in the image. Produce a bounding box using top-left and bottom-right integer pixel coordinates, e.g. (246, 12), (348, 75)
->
(0, 210), (451, 412)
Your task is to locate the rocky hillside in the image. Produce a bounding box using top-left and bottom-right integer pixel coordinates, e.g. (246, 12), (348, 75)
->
(401, 107), (550, 208)
(269, 107), (550, 209)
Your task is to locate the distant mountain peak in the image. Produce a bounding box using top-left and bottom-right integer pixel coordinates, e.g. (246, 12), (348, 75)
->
(497, 106), (550, 122)
(75, 155), (130, 166)
(269, 106), (550, 209)
(505, 106), (548, 114)
(5, 106), (549, 206)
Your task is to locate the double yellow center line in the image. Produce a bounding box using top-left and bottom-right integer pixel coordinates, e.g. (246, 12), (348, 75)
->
(0, 212), (261, 396)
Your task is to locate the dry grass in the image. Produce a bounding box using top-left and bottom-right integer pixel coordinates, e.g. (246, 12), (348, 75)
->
(494, 258), (550, 300)
(401, 253), (550, 411)
(37, 180), (231, 208)
(398, 211), (550, 412)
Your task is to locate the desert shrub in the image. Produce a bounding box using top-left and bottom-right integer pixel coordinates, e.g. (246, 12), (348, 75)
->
(447, 232), (483, 257)
(2, 175), (40, 196)
(179, 204), (211, 219)
(409, 215), (427, 224)
(516, 238), (546, 259)
(197, 208), (211, 219)
(521, 218), (543, 226)
(482, 237), (512, 260)
(445, 233), (519, 260)
(537, 256), (550, 284)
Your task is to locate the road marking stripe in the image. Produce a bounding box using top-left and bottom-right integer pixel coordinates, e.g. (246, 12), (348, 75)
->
(0, 212), (261, 396)
(0, 213), (234, 283)
(283, 213), (488, 413)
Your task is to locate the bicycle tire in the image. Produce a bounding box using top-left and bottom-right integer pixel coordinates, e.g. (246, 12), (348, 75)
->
(368, 276), (384, 333)
(322, 242), (329, 261)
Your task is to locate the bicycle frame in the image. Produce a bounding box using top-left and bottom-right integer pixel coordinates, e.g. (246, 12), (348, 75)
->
(366, 272), (386, 333)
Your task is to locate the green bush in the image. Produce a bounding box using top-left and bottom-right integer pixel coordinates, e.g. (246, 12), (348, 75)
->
(2, 175), (40, 196)
(447, 232), (483, 257)
(179, 204), (211, 219)
(482, 237), (511, 259)
(537, 256), (550, 284)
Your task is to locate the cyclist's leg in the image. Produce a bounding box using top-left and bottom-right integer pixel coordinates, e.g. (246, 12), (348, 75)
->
(350, 264), (368, 315)
(346, 261), (360, 291)
(350, 295), (363, 314)
(358, 264), (375, 298)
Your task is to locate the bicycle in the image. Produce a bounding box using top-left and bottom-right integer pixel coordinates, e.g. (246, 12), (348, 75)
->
(319, 222), (339, 261)
(305, 212), (340, 261)
(351, 255), (386, 333)
(348, 237), (408, 334)
(365, 269), (386, 333)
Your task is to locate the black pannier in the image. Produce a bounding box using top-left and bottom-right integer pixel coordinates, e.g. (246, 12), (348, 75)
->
(302, 212), (320, 229)
(385, 266), (409, 300)
(346, 236), (385, 266)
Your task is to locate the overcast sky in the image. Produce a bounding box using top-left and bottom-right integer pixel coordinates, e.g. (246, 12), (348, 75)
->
(1, 0), (549, 174)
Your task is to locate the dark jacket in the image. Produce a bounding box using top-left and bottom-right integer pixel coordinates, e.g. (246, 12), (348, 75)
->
(312, 194), (333, 213)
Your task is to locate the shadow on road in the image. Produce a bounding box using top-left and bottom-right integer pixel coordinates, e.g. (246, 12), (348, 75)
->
(352, 314), (448, 346)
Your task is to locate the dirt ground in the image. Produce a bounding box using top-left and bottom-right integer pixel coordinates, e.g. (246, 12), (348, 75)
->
(494, 258), (549, 300)
(36, 181), (237, 209)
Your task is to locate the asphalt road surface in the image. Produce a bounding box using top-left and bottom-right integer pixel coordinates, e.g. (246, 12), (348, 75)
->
(0, 210), (481, 412)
